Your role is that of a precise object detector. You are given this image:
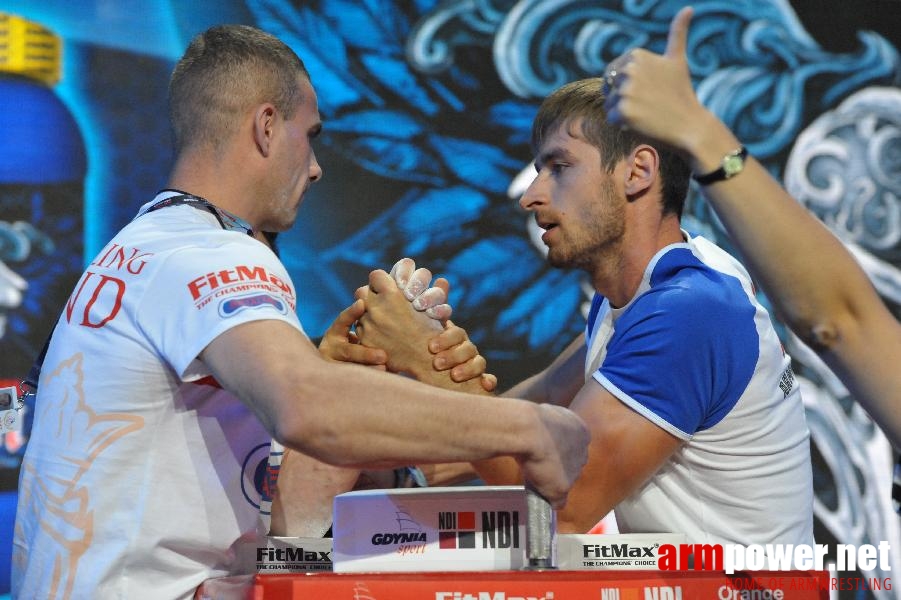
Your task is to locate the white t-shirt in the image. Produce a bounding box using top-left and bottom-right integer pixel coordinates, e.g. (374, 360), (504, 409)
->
(13, 193), (304, 599)
(585, 232), (814, 545)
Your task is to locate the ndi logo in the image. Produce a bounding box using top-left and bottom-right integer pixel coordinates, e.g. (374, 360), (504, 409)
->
(600, 590), (640, 600)
(438, 510), (520, 550)
(643, 586), (682, 600)
(599, 588), (647, 600)
(439, 511), (476, 549)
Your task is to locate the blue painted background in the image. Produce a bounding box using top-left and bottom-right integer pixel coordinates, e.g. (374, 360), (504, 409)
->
(1, 1), (899, 597)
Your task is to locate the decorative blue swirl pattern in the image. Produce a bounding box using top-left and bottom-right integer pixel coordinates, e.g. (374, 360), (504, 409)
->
(412, 0), (900, 162)
(243, 0), (901, 373)
(239, 3), (901, 589)
(0, 0), (896, 592)
(406, 0), (512, 74)
(786, 87), (901, 260)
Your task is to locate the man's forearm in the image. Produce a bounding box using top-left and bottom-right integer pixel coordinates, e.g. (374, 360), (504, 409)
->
(274, 358), (538, 468)
(683, 112), (877, 342)
(682, 114), (901, 448)
(418, 462), (480, 486)
(471, 456), (524, 487)
(270, 449), (360, 537)
(501, 335), (586, 406)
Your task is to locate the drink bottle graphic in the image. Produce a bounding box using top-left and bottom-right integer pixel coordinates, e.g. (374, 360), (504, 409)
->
(0, 13), (86, 475)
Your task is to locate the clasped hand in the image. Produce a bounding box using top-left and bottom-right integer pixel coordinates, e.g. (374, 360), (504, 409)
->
(321, 258), (496, 391)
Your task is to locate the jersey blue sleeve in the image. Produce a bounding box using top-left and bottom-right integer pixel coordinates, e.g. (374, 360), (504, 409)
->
(593, 260), (760, 439)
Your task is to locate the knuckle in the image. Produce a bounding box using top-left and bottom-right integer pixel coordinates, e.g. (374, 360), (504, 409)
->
(457, 342), (477, 360)
(443, 327), (463, 343)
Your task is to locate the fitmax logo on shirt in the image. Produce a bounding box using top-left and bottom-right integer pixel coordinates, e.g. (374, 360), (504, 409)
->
(187, 265), (294, 303)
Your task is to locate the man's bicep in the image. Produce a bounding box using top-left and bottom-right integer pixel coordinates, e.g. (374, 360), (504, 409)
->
(556, 379), (682, 533)
(827, 310), (901, 448)
(201, 319), (321, 435)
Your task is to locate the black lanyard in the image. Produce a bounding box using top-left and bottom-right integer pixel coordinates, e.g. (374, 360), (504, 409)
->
(140, 190), (255, 236)
(21, 190), (255, 399)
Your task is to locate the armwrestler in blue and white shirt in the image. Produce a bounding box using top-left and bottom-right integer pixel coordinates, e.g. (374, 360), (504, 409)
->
(582, 233), (812, 544)
(357, 77), (814, 545)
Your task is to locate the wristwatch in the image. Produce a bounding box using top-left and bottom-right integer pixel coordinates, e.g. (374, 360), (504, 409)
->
(692, 146), (748, 185)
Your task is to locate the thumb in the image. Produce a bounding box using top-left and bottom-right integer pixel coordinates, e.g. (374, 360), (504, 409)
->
(434, 277), (450, 297)
(334, 298), (366, 330)
(368, 269), (394, 293)
(665, 6), (693, 59)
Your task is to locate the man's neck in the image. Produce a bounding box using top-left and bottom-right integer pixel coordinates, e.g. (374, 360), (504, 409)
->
(167, 152), (259, 229)
(590, 218), (684, 308)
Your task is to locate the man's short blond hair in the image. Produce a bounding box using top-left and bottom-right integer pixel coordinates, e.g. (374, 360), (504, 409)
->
(169, 24), (310, 154)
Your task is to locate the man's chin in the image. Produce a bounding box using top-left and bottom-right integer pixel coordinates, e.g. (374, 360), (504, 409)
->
(262, 217), (297, 234)
(546, 251), (572, 270)
(547, 250), (591, 273)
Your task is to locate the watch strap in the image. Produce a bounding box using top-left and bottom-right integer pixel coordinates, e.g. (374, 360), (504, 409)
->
(692, 146), (748, 185)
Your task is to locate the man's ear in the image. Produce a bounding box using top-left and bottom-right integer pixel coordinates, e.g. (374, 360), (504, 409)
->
(253, 104), (277, 157)
(623, 144), (659, 198)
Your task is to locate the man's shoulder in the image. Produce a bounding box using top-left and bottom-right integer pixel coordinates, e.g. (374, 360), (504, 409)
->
(117, 208), (268, 261)
(621, 245), (759, 349)
(645, 238), (754, 311)
(675, 234), (752, 283)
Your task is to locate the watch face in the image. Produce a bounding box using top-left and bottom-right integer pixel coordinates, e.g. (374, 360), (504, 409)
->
(723, 154), (745, 177)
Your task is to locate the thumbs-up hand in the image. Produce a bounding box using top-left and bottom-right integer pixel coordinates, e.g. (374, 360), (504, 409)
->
(603, 7), (710, 155)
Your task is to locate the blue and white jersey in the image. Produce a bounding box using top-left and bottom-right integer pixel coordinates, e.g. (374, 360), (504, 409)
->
(585, 232), (813, 545)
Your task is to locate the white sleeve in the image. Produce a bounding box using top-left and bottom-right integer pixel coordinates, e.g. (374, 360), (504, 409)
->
(136, 237), (305, 379)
